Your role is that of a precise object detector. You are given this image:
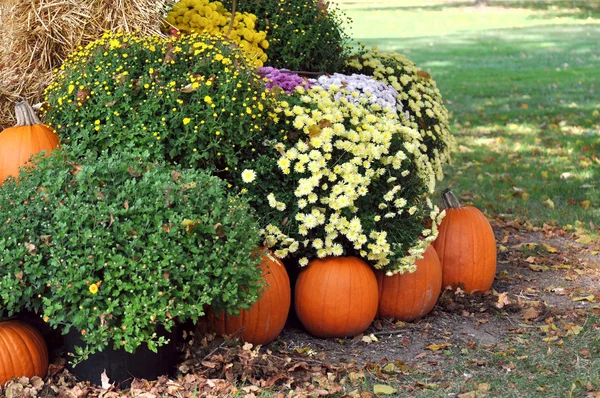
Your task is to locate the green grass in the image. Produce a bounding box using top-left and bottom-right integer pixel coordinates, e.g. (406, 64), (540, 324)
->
(339, 1), (600, 228)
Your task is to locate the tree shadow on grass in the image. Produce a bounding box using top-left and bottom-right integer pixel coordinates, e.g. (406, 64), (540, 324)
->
(486, 0), (600, 19)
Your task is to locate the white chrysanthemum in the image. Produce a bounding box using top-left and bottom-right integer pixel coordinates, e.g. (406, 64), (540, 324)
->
(241, 169), (256, 183)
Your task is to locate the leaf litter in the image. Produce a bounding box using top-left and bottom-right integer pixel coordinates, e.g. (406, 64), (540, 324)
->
(1, 218), (599, 397)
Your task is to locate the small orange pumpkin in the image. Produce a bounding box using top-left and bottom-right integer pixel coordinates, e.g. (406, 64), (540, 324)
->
(295, 256), (378, 338)
(0, 101), (59, 184)
(0, 320), (49, 385)
(375, 245), (442, 321)
(433, 189), (497, 293)
(204, 249), (291, 345)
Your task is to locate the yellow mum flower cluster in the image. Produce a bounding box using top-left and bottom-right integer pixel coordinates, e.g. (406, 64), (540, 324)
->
(166, 0), (269, 67)
(346, 45), (455, 188)
(259, 84), (444, 275)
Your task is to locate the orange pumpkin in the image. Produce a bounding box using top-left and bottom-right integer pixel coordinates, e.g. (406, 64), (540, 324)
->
(375, 245), (442, 321)
(204, 249), (291, 345)
(0, 101), (59, 184)
(295, 256), (378, 338)
(433, 189), (497, 293)
(0, 320), (49, 384)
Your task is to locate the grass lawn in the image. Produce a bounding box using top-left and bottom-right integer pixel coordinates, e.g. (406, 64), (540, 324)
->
(338, 0), (600, 230)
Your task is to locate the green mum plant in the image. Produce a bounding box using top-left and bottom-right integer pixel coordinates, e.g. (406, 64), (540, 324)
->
(221, 0), (352, 72)
(43, 31), (272, 175)
(237, 76), (448, 275)
(0, 150), (263, 363)
(165, 0), (270, 67)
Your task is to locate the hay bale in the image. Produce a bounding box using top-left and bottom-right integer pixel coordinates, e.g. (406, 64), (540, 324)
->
(0, 0), (174, 130)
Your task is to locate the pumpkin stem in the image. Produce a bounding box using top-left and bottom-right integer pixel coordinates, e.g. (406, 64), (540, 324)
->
(14, 101), (42, 126)
(441, 188), (462, 209)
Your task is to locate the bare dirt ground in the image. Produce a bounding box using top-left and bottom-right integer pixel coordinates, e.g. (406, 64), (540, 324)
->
(2, 219), (599, 397)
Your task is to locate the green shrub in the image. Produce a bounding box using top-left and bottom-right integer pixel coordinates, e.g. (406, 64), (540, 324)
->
(221, 0), (352, 72)
(43, 31), (272, 176)
(0, 150), (263, 363)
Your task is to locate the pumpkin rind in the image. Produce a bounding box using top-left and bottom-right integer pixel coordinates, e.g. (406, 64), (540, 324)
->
(0, 101), (59, 184)
(433, 189), (497, 293)
(0, 320), (49, 385)
(376, 245), (442, 321)
(295, 256), (378, 338)
(205, 249), (291, 345)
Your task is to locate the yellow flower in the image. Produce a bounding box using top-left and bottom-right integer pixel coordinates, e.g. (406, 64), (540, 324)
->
(241, 169), (256, 183)
(183, 118), (191, 125)
(89, 283), (99, 294)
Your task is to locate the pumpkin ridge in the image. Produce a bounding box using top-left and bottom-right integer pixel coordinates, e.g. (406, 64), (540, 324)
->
(414, 253), (426, 317)
(441, 210), (451, 285)
(0, 326), (11, 381)
(10, 323), (37, 376)
(469, 208), (478, 291)
(346, 260), (354, 335)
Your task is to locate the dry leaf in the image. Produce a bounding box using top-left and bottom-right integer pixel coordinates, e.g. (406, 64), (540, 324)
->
(543, 198), (555, 209)
(496, 292), (511, 308)
(373, 384), (397, 395)
(528, 264), (549, 272)
(572, 295), (594, 302)
(25, 242), (37, 255)
(522, 307), (540, 321)
(100, 369), (112, 390)
(426, 343), (451, 351)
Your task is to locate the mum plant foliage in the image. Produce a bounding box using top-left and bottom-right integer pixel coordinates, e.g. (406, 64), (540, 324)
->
(165, 0), (269, 67)
(221, 0), (351, 73)
(42, 31), (453, 276)
(0, 151), (263, 362)
(43, 31), (271, 176)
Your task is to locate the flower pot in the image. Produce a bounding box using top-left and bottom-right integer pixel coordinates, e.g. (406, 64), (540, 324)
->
(63, 326), (180, 388)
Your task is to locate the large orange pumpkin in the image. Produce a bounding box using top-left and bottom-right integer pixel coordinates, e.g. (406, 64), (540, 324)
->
(375, 245), (442, 321)
(433, 189), (497, 293)
(204, 249), (291, 345)
(0, 101), (59, 184)
(0, 320), (49, 385)
(295, 256), (378, 338)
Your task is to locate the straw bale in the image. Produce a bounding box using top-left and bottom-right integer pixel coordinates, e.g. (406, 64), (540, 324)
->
(0, 0), (174, 130)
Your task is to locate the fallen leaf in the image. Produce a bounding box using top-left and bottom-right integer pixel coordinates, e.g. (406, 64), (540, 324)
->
(101, 369), (112, 390)
(522, 307), (541, 321)
(382, 363), (396, 373)
(576, 236), (594, 244)
(560, 172), (573, 179)
(24, 242), (37, 255)
(565, 325), (583, 336)
(580, 200), (591, 210)
(478, 383), (491, 392)
(426, 343), (451, 351)
(543, 199), (555, 210)
(496, 292), (511, 309)
(373, 384), (397, 395)
(573, 295), (594, 302)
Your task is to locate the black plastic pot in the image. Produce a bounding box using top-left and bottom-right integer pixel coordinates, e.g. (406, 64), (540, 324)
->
(63, 326), (180, 388)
